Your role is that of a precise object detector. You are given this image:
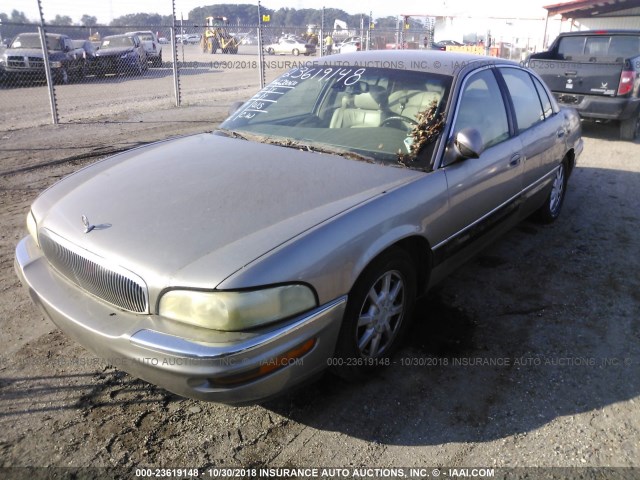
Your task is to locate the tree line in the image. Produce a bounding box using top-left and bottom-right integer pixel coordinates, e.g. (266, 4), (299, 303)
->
(1, 5), (425, 42)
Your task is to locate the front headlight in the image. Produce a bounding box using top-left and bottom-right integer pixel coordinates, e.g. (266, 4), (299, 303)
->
(50, 61), (62, 68)
(159, 284), (317, 331)
(26, 210), (39, 247)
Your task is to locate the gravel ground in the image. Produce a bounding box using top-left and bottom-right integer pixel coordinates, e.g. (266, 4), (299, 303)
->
(0, 92), (638, 480)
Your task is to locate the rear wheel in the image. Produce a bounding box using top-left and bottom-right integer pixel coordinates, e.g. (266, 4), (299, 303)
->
(534, 160), (568, 223)
(620, 113), (640, 141)
(206, 38), (218, 54)
(332, 249), (416, 380)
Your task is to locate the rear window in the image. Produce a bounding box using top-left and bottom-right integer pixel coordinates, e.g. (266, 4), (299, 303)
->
(558, 34), (640, 59)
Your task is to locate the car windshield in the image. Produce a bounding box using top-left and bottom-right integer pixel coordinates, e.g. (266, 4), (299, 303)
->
(10, 34), (63, 50)
(220, 65), (451, 168)
(101, 36), (134, 48)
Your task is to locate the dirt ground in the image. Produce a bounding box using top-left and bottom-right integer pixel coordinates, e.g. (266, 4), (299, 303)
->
(0, 99), (639, 479)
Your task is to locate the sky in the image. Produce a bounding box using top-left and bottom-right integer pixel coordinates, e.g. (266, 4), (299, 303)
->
(1, 0), (555, 25)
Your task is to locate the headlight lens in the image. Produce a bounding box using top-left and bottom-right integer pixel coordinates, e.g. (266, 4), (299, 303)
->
(50, 61), (62, 68)
(159, 284), (317, 331)
(26, 211), (39, 247)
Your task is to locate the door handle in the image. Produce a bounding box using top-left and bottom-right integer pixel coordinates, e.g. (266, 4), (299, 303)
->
(509, 154), (521, 166)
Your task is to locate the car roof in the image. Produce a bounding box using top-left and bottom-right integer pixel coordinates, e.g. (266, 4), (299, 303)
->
(17, 32), (64, 39)
(319, 50), (518, 76)
(557, 29), (640, 36)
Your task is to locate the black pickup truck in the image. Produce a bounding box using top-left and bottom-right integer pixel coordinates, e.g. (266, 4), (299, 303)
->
(528, 30), (640, 140)
(0, 32), (85, 85)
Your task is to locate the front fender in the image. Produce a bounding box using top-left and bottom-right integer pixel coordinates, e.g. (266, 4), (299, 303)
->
(218, 170), (449, 304)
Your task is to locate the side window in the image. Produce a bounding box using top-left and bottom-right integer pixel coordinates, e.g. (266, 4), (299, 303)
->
(500, 68), (544, 132)
(532, 76), (553, 119)
(453, 69), (509, 149)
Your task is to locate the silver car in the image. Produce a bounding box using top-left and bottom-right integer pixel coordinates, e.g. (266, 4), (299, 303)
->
(15, 51), (583, 404)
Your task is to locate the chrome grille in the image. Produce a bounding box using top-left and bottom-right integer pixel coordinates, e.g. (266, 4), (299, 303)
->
(40, 232), (148, 313)
(28, 56), (44, 68)
(7, 56), (28, 68)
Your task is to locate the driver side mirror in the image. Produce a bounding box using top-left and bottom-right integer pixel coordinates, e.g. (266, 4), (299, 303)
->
(442, 127), (484, 167)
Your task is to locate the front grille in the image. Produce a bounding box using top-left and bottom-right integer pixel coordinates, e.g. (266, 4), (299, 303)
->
(40, 232), (148, 313)
(7, 56), (44, 69)
(7, 56), (27, 68)
(27, 56), (44, 68)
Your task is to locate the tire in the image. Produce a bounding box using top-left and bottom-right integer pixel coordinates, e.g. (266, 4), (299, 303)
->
(267, 47), (275, 55)
(153, 52), (162, 67)
(131, 60), (143, 76)
(54, 68), (69, 85)
(534, 160), (568, 224)
(620, 114), (640, 141)
(332, 249), (416, 380)
(292, 48), (300, 56)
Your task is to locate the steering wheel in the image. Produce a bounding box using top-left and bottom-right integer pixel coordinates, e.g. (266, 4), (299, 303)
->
(381, 115), (419, 130)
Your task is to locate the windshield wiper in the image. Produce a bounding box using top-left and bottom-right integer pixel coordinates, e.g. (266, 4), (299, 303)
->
(216, 128), (250, 141)
(262, 138), (376, 164)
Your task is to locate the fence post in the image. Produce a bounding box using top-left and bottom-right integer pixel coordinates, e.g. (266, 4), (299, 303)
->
(257, 1), (265, 88)
(170, 27), (181, 106)
(170, 0), (181, 106)
(36, 0), (58, 125)
(320, 7), (324, 57)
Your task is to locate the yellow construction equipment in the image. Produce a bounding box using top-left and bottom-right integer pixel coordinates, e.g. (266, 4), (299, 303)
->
(201, 16), (239, 54)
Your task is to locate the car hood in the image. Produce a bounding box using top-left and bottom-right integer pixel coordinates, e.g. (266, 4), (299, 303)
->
(34, 134), (422, 292)
(4, 48), (55, 57)
(95, 47), (134, 57)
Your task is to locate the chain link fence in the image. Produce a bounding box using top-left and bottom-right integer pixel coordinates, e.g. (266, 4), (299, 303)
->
(0, 13), (538, 132)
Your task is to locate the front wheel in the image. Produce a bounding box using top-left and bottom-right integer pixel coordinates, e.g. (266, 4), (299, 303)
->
(54, 68), (69, 85)
(534, 161), (568, 223)
(292, 48), (300, 56)
(332, 249), (416, 380)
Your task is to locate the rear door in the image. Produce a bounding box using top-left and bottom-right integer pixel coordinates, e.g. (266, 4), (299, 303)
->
(497, 66), (564, 189)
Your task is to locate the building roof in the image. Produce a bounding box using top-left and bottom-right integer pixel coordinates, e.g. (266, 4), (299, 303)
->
(544, 0), (640, 19)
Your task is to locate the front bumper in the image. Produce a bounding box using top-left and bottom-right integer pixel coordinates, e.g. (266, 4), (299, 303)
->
(15, 235), (346, 404)
(94, 56), (139, 73)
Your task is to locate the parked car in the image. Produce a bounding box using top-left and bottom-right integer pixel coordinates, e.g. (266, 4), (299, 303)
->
(431, 40), (464, 51)
(528, 30), (640, 140)
(0, 32), (85, 84)
(94, 34), (147, 76)
(176, 33), (201, 45)
(126, 30), (162, 67)
(265, 38), (316, 56)
(15, 50), (582, 405)
(241, 34), (259, 45)
(336, 38), (361, 54)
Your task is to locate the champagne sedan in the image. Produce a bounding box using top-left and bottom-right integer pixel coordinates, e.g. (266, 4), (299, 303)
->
(15, 50), (583, 404)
